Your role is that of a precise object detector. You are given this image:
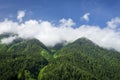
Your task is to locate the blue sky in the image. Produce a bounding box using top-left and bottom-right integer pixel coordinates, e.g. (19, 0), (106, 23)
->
(0, 0), (120, 51)
(0, 0), (120, 27)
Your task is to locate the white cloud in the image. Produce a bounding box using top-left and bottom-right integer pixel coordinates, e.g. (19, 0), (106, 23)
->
(17, 10), (25, 22)
(59, 18), (75, 27)
(0, 16), (120, 52)
(1, 36), (17, 44)
(0, 19), (19, 34)
(107, 17), (120, 29)
(81, 13), (90, 21)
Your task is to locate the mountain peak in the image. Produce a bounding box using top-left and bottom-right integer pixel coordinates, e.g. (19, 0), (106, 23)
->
(73, 37), (95, 46)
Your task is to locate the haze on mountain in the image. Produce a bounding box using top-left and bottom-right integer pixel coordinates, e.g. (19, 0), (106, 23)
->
(1, 17), (120, 52)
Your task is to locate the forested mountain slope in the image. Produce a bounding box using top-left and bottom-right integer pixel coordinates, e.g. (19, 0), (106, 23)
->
(0, 34), (120, 80)
(0, 35), (51, 80)
(51, 38), (120, 80)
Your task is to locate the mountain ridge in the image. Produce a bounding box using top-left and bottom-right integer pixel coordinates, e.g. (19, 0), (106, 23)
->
(0, 34), (120, 80)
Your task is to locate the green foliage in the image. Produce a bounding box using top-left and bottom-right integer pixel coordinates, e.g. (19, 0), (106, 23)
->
(54, 38), (120, 80)
(0, 38), (49, 80)
(38, 62), (97, 80)
(40, 49), (53, 61)
(0, 35), (120, 80)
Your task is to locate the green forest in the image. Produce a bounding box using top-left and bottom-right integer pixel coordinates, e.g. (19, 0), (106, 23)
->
(0, 34), (120, 80)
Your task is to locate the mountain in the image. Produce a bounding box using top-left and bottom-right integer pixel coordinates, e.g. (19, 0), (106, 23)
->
(40, 38), (120, 80)
(0, 36), (52, 80)
(0, 34), (120, 80)
(0, 33), (17, 39)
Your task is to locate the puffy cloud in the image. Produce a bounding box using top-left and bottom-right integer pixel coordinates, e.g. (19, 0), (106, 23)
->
(81, 13), (90, 21)
(17, 10), (25, 22)
(107, 17), (120, 29)
(59, 18), (75, 27)
(0, 19), (19, 34)
(0, 16), (120, 52)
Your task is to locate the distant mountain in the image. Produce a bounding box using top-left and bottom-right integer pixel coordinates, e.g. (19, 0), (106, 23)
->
(0, 34), (120, 80)
(0, 33), (17, 39)
(49, 40), (67, 50)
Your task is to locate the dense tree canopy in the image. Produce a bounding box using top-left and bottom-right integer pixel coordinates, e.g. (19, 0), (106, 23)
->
(0, 34), (120, 80)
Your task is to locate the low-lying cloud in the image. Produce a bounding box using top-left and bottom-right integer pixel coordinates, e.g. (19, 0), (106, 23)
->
(0, 12), (120, 52)
(1, 36), (17, 44)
